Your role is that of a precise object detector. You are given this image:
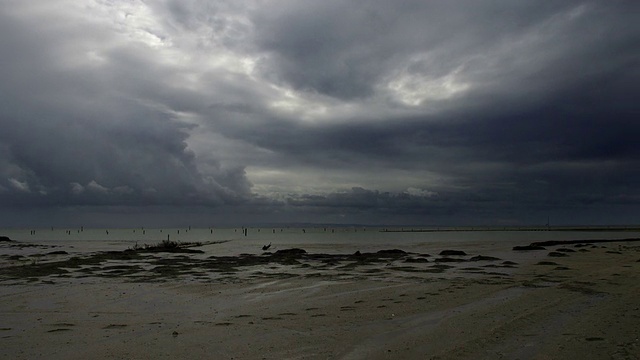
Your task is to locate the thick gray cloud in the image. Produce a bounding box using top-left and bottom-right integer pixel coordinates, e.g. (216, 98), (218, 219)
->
(251, 1), (579, 99)
(0, 2), (252, 210)
(0, 1), (638, 227)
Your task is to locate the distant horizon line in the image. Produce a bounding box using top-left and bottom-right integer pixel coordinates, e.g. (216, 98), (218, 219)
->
(2, 224), (640, 231)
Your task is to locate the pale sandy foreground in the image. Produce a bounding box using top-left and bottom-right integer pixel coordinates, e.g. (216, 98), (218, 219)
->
(1, 243), (639, 359)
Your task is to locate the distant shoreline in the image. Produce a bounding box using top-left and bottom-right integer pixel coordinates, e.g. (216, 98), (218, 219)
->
(380, 226), (640, 232)
(2, 225), (640, 232)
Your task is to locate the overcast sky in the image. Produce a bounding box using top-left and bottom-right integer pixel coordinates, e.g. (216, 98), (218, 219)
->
(1, 0), (638, 227)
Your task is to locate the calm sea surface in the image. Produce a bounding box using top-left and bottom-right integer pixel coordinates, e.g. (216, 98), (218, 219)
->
(3, 227), (639, 260)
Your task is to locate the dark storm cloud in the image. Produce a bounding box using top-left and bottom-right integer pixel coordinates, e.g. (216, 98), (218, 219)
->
(240, 1), (639, 220)
(0, 1), (638, 226)
(0, 5), (252, 210)
(226, 0), (639, 162)
(251, 1), (588, 99)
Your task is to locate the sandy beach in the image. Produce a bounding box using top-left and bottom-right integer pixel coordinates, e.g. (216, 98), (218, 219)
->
(1, 236), (639, 359)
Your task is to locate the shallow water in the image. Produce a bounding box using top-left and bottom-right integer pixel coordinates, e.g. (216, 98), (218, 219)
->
(2, 227), (639, 257)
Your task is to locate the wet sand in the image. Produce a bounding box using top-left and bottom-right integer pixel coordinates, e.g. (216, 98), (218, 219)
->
(1, 239), (639, 359)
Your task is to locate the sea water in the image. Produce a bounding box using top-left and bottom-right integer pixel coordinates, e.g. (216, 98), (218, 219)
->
(2, 227), (639, 259)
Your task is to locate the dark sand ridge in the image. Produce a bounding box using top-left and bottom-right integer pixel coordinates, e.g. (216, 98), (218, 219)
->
(1, 236), (639, 359)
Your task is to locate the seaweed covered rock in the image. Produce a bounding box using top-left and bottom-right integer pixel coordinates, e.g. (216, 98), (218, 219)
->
(274, 248), (307, 256)
(469, 255), (501, 261)
(435, 257), (466, 263)
(376, 249), (407, 256)
(439, 250), (467, 256)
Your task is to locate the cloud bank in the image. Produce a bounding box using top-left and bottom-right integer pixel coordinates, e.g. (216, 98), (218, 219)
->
(1, 1), (638, 226)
